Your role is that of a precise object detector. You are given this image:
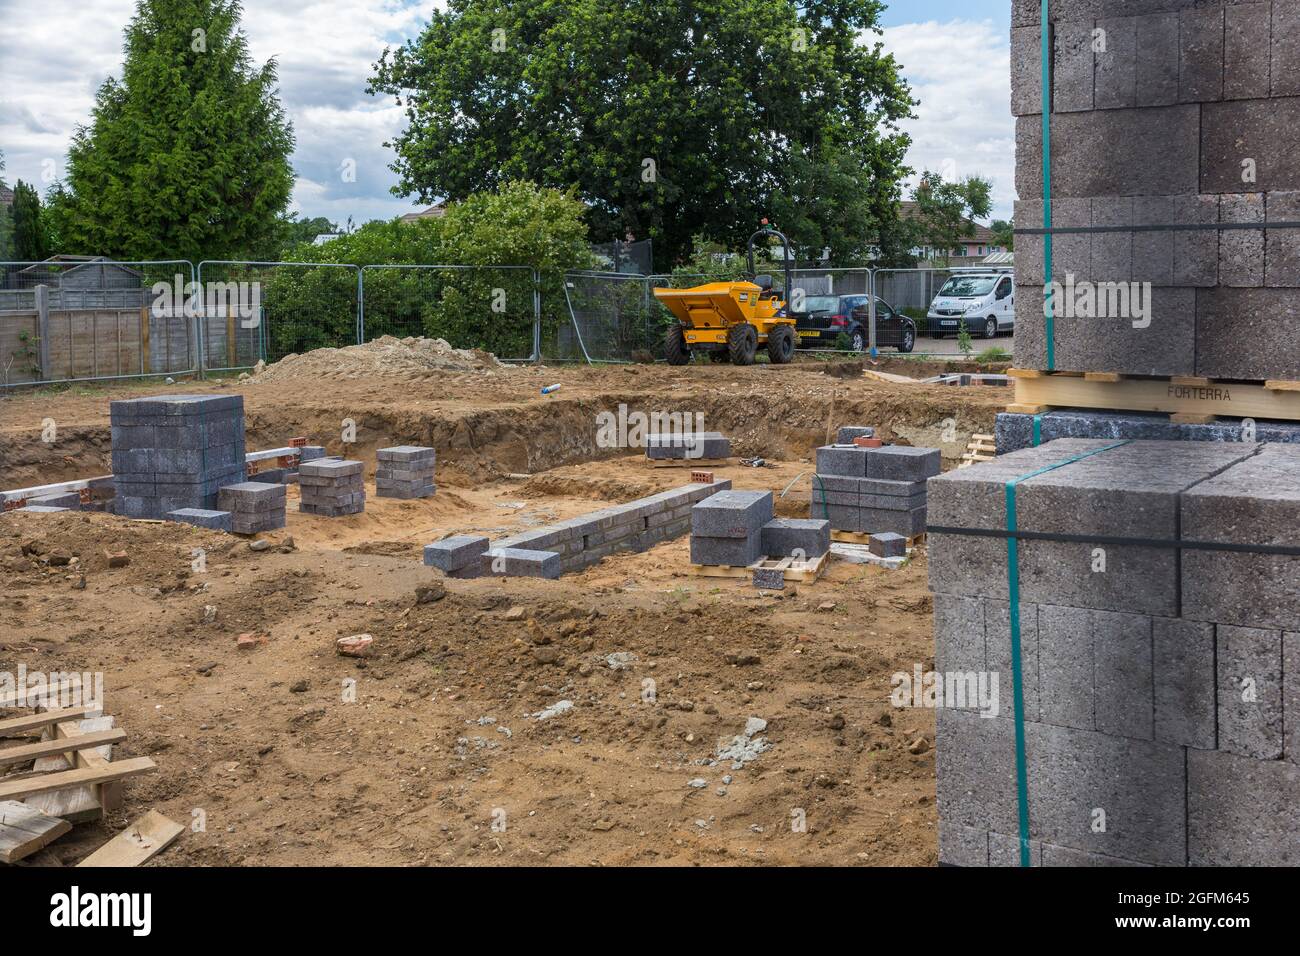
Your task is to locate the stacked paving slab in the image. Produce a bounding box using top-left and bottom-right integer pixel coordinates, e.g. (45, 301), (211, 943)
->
(1011, 0), (1300, 380)
(930, 438), (1300, 866)
(110, 395), (245, 519)
(299, 459), (366, 516)
(217, 482), (286, 535)
(424, 480), (731, 578)
(375, 446), (436, 499)
(811, 442), (940, 537)
(646, 432), (731, 461)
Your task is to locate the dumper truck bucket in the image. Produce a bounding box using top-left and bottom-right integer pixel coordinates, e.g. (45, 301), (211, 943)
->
(652, 282), (761, 327)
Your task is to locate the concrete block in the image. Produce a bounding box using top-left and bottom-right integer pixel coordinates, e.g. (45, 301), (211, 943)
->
(690, 490), (773, 538)
(836, 425), (875, 444)
(935, 709), (1019, 837)
(1092, 609), (1154, 740)
(857, 505), (925, 538)
(1090, 196), (1132, 283)
(646, 432), (730, 459)
(1153, 617), (1217, 750)
(27, 492), (80, 509)
(1039, 844), (1152, 867)
(1225, 3), (1271, 100)
(376, 445), (435, 463)
(232, 511), (286, 534)
(484, 547), (561, 579)
(1265, 191), (1300, 287)
(218, 482), (286, 513)
(1178, 5), (1224, 103)
(809, 487), (858, 507)
(938, 822), (988, 867)
(984, 600), (1039, 722)
(988, 832), (1043, 868)
(819, 504), (860, 532)
(1037, 604), (1091, 730)
(1217, 625), (1284, 759)
(812, 475), (861, 493)
(1131, 195), (1175, 286)
(1273, 0), (1300, 96)
(859, 491), (927, 512)
(1054, 20), (1094, 112)
(423, 535), (489, 573)
(690, 534), (763, 568)
(1219, 192), (1265, 287)
(1172, 194), (1219, 287)
(815, 445), (868, 478)
(1135, 12), (1180, 107)
(1013, 199), (1043, 286)
(860, 478), (928, 497)
(1188, 748), (1300, 865)
(1287, 632), (1300, 766)
(995, 408), (1300, 455)
(1196, 287), (1300, 380)
(299, 458), (364, 479)
(863, 446), (941, 482)
(1093, 17), (1137, 110)
(166, 508), (233, 532)
(869, 532), (907, 558)
(760, 518), (830, 559)
(1202, 97), (1300, 193)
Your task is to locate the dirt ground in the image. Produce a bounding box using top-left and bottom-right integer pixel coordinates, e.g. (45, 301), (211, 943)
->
(0, 355), (1010, 866)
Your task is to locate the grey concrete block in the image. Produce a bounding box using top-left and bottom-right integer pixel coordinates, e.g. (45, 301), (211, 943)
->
(484, 547), (561, 579)
(1090, 196), (1132, 284)
(298, 446), (327, 462)
(859, 491), (927, 512)
(165, 508), (233, 532)
(985, 600), (1040, 723)
(860, 478), (928, 497)
(1172, 194), (1219, 287)
(933, 594), (984, 704)
(377, 445), (435, 463)
(110, 394), (241, 420)
(1266, 190), (1300, 287)
(760, 518), (830, 559)
(864, 446), (941, 482)
(818, 503), (860, 532)
(1094, 17), (1137, 110)
(988, 831), (1042, 868)
(1038, 604), (1092, 730)
(869, 532), (907, 558)
(1039, 844), (1152, 867)
(1225, 3), (1271, 100)
(1153, 617), (1217, 750)
(1014, 199), (1044, 286)
(423, 535), (489, 572)
(1219, 192), (1265, 287)
(691, 490), (773, 538)
(1131, 195), (1175, 286)
(690, 534), (763, 567)
(1203, 97), (1300, 194)
(1188, 748), (1300, 865)
(1135, 12), (1181, 107)
(858, 505), (925, 538)
(1287, 631), (1300, 766)
(1178, 5), (1224, 103)
(816, 445), (868, 478)
(938, 822), (988, 867)
(299, 458), (364, 479)
(935, 709), (1019, 837)
(1197, 286), (1300, 380)
(836, 425), (875, 444)
(995, 408), (1300, 455)
(218, 482), (286, 513)
(809, 487), (858, 507)
(1274, 0), (1300, 96)
(1217, 625), (1284, 759)
(1092, 609), (1154, 740)
(28, 492), (80, 509)
(1054, 20), (1095, 112)
(646, 432), (730, 459)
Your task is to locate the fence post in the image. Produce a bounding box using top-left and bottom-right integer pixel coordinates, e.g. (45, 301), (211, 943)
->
(532, 269), (541, 362)
(867, 270), (878, 355)
(357, 267), (365, 345)
(34, 284), (51, 380)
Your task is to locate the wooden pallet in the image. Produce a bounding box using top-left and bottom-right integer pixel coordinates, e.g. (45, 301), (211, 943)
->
(1007, 368), (1300, 422)
(958, 433), (996, 469)
(648, 457), (731, 469)
(689, 550), (829, 583)
(830, 530), (926, 548)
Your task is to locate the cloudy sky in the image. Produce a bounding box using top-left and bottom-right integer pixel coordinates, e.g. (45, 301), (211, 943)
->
(0, 0), (1014, 228)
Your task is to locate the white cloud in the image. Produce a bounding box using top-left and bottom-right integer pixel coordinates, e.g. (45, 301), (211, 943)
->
(0, 0), (432, 228)
(880, 18), (1015, 222)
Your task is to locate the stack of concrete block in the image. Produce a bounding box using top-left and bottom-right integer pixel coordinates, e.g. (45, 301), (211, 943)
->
(690, 490), (773, 566)
(109, 395), (246, 519)
(166, 508), (234, 532)
(425, 481), (731, 578)
(811, 444), (940, 537)
(216, 481), (286, 535)
(1010, 0), (1300, 380)
(647, 432), (731, 461)
(930, 438), (1299, 866)
(298, 459), (365, 517)
(375, 446), (436, 499)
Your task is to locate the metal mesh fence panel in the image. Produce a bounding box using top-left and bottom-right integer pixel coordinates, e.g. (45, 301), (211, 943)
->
(361, 264), (538, 362)
(0, 259), (197, 387)
(556, 272), (657, 363)
(197, 261), (361, 372)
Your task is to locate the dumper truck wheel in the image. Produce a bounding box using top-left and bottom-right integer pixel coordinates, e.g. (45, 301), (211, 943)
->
(766, 324), (795, 364)
(728, 323), (758, 365)
(664, 324), (690, 365)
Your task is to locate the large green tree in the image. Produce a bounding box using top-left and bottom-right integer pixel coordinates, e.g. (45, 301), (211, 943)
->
(910, 171), (993, 266)
(369, 0), (914, 267)
(53, 0), (294, 262)
(11, 181), (49, 261)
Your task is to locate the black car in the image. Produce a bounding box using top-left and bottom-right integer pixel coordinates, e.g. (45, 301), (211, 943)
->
(792, 293), (916, 353)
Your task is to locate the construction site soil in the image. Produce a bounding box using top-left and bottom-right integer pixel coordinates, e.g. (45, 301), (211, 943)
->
(0, 357), (1009, 866)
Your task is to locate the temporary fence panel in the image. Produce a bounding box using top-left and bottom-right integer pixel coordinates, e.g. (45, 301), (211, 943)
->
(197, 261), (362, 372)
(558, 271), (657, 363)
(360, 264), (539, 363)
(0, 259), (197, 388)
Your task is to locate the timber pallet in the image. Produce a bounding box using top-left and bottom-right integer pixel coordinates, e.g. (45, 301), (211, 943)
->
(689, 550), (829, 583)
(1007, 368), (1300, 423)
(647, 457), (731, 469)
(958, 433), (996, 468)
(830, 530), (926, 548)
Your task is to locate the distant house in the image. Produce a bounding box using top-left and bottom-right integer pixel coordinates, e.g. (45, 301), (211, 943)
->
(312, 233), (343, 245)
(898, 201), (1009, 265)
(0, 185), (13, 208)
(399, 202), (447, 223)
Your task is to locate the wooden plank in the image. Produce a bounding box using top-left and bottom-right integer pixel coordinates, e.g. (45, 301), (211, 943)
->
(1170, 375), (1212, 387)
(25, 717), (120, 822)
(0, 729), (125, 768)
(1084, 371), (1123, 382)
(1005, 402), (1053, 414)
(1265, 379), (1300, 392)
(77, 810), (183, 868)
(1171, 412), (1219, 425)
(0, 757), (155, 802)
(58, 717), (123, 814)
(0, 800), (71, 864)
(0, 706), (98, 737)
(1013, 373), (1300, 421)
(1006, 368), (1046, 379)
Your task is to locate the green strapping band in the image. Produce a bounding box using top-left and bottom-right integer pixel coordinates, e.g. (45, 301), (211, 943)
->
(1041, 0), (1055, 371)
(1003, 439), (1131, 866)
(813, 473), (830, 520)
(1031, 414), (1042, 447)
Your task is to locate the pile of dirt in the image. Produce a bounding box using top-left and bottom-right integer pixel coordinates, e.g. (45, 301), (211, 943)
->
(252, 335), (502, 383)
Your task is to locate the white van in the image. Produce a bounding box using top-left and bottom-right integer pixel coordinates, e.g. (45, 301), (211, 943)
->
(926, 271), (1015, 339)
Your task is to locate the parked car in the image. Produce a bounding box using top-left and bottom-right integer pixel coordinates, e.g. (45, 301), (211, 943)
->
(793, 294), (915, 353)
(926, 272), (1014, 338)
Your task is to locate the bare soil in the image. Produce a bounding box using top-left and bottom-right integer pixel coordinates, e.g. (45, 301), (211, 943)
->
(0, 357), (1007, 866)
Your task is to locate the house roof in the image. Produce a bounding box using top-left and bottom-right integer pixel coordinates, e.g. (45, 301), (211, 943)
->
(399, 202), (447, 223)
(897, 201), (998, 244)
(0, 186), (13, 205)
